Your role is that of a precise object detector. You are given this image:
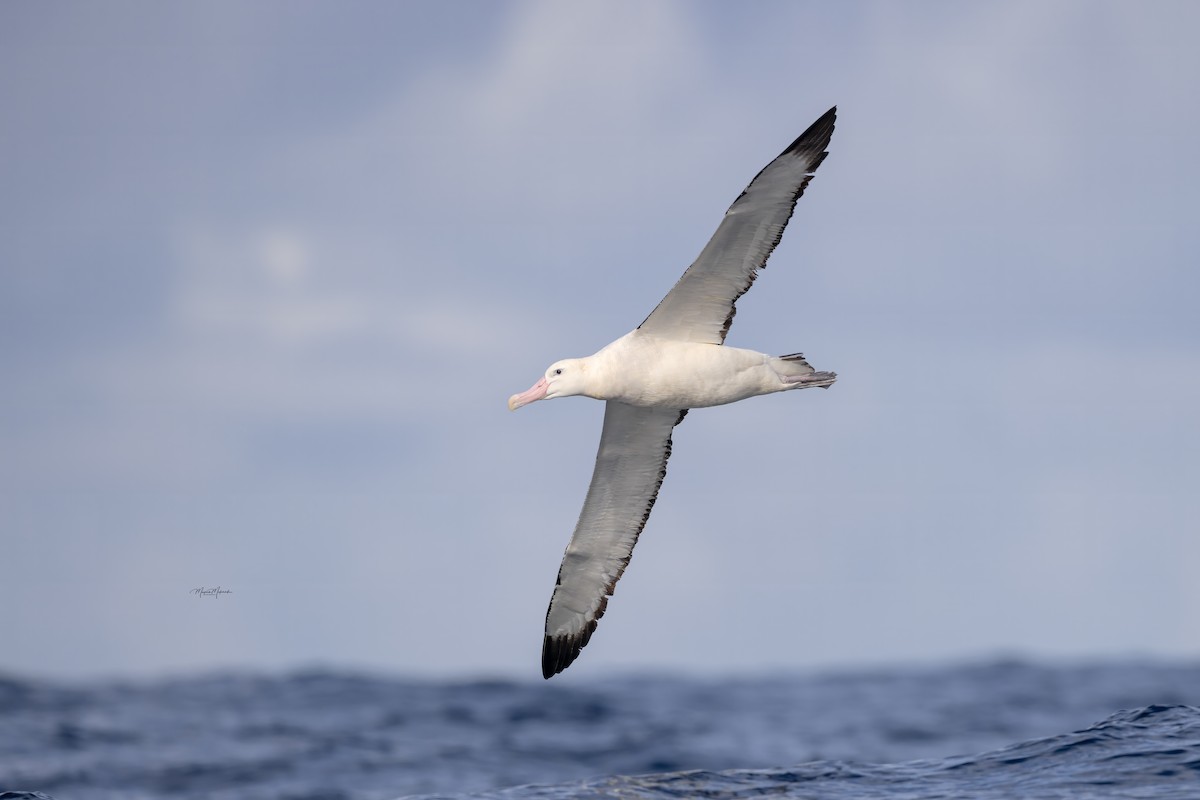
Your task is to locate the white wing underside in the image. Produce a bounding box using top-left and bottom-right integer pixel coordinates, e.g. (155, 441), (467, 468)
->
(541, 107), (837, 677)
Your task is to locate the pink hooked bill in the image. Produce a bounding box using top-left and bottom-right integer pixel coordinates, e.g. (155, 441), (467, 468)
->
(508, 376), (548, 411)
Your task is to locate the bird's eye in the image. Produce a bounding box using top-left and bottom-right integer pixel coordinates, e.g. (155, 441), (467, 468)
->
(554, 368), (563, 375)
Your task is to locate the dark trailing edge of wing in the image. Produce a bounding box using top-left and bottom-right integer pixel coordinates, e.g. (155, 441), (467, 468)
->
(541, 409), (689, 679)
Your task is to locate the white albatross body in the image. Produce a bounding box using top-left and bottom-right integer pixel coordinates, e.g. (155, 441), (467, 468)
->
(512, 332), (834, 410)
(509, 107), (839, 678)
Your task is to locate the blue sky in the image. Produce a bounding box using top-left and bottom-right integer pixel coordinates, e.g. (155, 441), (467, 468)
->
(2, 1), (1198, 680)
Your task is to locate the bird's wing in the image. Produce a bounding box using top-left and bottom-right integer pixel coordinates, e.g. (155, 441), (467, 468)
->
(542, 401), (686, 678)
(637, 106), (836, 344)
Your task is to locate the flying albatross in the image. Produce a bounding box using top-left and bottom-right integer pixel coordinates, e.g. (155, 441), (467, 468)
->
(509, 106), (839, 678)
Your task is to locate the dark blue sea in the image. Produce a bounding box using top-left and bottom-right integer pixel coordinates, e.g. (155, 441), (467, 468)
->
(1, 660), (1198, 799)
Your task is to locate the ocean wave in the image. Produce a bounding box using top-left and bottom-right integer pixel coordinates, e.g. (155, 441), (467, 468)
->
(406, 705), (1200, 799)
(1, 661), (1197, 799)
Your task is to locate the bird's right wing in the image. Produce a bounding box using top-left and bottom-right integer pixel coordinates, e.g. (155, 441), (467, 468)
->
(638, 106), (836, 344)
(542, 401), (686, 678)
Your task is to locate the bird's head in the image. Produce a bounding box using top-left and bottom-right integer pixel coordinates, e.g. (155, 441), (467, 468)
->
(508, 358), (590, 411)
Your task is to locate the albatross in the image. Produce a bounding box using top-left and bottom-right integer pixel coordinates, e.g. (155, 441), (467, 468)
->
(509, 106), (839, 678)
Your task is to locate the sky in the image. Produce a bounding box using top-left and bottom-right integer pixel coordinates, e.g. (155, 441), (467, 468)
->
(2, 1), (1198, 682)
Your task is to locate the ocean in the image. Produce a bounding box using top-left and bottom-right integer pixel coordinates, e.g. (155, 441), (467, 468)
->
(1, 660), (1197, 799)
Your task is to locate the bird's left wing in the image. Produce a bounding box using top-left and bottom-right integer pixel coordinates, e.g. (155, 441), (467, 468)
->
(638, 106), (836, 344)
(542, 401), (686, 678)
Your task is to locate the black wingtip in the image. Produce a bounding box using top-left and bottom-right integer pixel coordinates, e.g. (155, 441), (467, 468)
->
(542, 630), (591, 679)
(779, 105), (837, 159)
(541, 636), (566, 679)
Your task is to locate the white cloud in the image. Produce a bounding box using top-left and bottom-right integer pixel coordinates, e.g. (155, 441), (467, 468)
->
(257, 229), (311, 288)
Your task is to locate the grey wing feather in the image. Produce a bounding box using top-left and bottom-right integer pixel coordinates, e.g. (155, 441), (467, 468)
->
(638, 106), (836, 344)
(542, 403), (686, 678)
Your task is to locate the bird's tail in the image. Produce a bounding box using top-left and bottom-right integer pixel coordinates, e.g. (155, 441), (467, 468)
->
(773, 352), (837, 389)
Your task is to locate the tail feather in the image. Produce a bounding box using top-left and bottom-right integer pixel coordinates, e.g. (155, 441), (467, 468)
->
(778, 352), (811, 367)
(773, 352), (837, 389)
(790, 370), (837, 388)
